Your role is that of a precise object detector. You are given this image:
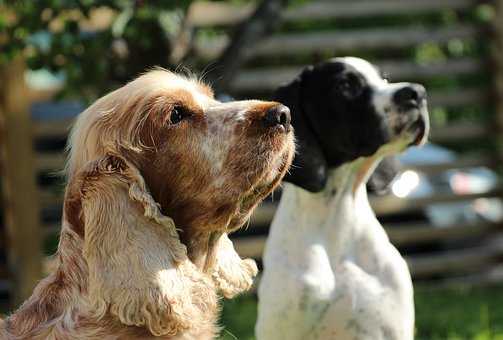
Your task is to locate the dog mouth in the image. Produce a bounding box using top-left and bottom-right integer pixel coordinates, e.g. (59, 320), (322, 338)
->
(254, 138), (295, 192)
(229, 147), (294, 231)
(408, 117), (427, 146)
(395, 103), (429, 146)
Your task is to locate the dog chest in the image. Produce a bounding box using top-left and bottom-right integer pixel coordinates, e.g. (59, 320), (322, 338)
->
(258, 182), (414, 340)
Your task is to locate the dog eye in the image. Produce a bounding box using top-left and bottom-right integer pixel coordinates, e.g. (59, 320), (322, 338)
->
(338, 79), (352, 92)
(335, 74), (362, 99)
(170, 106), (190, 124)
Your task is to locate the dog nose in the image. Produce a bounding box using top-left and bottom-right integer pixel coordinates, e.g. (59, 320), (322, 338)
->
(393, 84), (426, 109)
(263, 104), (291, 131)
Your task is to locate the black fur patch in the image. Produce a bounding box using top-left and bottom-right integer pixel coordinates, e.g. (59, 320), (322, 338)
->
(275, 59), (399, 193)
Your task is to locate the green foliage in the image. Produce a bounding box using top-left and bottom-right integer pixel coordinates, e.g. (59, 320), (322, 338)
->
(0, 0), (195, 100)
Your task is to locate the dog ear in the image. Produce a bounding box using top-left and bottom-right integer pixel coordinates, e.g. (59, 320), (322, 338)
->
(274, 70), (328, 192)
(367, 156), (401, 195)
(75, 154), (217, 337)
(209, 233), (258, 298)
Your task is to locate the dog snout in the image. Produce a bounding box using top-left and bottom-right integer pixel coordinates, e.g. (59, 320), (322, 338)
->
(263, 104), (291, 132)
(393, 84), (426, 110)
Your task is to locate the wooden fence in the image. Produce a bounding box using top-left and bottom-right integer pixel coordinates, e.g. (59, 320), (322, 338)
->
(188, 0), (503, 283)
(1, 0), (503, 307)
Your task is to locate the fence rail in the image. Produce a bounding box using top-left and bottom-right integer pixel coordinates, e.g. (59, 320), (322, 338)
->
(189, 0), (478, 27)
(233, 232), (503, 279)
(230, 58), (484, 92)
(196, 25), (480, 59)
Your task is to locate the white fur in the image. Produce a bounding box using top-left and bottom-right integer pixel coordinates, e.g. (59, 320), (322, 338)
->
(257, 156), (414, 340)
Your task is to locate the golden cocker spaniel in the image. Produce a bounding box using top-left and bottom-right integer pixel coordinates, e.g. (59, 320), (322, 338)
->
(1, 70), (294, 339)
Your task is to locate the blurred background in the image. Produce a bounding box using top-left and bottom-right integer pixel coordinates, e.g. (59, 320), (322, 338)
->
(1, 0), (503, 339)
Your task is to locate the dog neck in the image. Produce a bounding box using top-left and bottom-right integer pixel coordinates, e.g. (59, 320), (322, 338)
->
(266, 156), (384, 270)
(278, 155), (380, 232)
(271, 137), (412, 258)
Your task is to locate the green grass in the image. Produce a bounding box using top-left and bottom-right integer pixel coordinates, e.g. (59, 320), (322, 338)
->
(415, 285), (503, 340)
(219, 285), (503, 340)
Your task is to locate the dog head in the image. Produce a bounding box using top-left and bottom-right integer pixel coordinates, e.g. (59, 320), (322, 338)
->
(67, 69), (295, 236)
(275, 57), (429, 192)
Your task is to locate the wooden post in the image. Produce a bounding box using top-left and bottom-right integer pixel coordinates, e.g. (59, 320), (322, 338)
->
(0, 57), (43, 307)
(493, 0), (503, 151)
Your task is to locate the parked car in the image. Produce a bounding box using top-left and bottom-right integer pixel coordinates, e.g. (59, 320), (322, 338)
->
(387, 143), (503, 228)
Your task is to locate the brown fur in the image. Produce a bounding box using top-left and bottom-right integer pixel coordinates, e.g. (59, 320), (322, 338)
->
(1, 70), (294, 339)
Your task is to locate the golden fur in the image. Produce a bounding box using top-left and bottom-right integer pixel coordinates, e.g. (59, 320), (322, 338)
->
(1, 70), (294, 339)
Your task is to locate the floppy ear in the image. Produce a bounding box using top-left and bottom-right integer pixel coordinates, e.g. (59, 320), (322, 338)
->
(274, 69), (328, 192)
(75, 154), (216, 337)
(367, 156), (401, 195)
(209, 233), (258, 298)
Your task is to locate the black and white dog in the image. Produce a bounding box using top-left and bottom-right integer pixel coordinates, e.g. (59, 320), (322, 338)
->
(256, 57), (429, 340)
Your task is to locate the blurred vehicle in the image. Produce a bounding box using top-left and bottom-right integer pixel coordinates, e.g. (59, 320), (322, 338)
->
(384, 143), (503, 228)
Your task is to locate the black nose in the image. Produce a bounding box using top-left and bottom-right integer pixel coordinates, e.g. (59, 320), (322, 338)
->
(393, 84), (426, 109)
(263, 104), (291, 131)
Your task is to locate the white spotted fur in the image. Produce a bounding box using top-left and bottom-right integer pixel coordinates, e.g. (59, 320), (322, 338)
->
(257, 155), (414, 340)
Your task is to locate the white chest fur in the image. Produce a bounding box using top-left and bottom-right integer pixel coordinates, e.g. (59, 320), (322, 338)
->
(256, 161), (414, 340)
